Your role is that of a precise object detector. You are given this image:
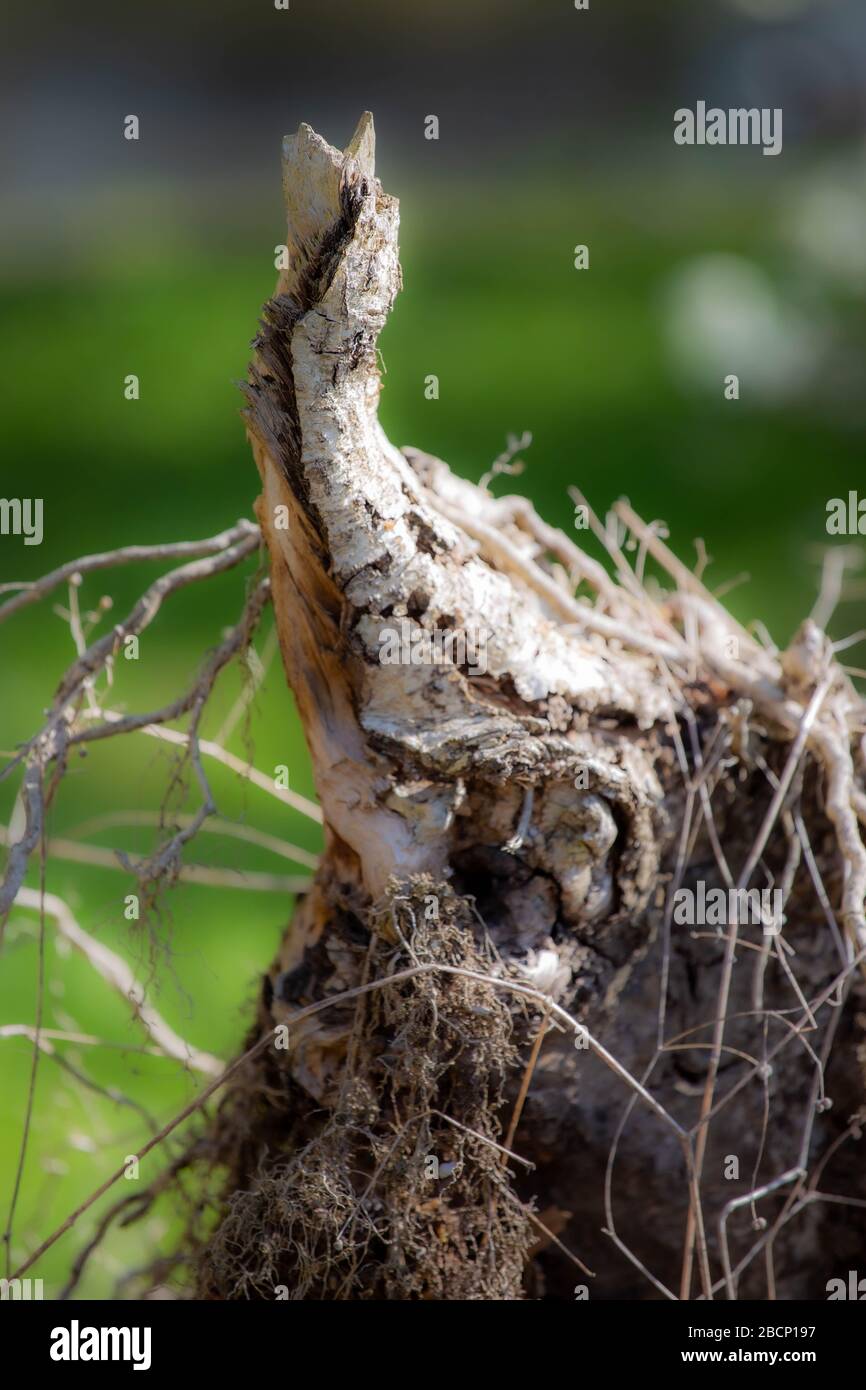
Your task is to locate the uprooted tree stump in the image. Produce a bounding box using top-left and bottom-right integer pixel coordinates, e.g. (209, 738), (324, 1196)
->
(184, 113), (866, 1301)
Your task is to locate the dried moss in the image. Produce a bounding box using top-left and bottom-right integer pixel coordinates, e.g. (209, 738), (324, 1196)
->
(195, 880), (533, 1300)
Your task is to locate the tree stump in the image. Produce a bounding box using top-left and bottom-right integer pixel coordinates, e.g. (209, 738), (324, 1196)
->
(195, 115), (866, 1302)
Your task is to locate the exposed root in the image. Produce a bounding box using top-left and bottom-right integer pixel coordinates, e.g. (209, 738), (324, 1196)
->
(196, 884), (532, 1300)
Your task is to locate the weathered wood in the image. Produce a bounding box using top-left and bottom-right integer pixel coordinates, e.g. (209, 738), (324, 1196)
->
(195, 115), (866, 1301)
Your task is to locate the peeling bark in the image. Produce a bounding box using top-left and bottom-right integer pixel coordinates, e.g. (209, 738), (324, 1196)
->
(195, 115), (866, 1302)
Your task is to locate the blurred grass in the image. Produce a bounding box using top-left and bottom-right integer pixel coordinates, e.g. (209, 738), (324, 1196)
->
(0, 170), (863, 1297)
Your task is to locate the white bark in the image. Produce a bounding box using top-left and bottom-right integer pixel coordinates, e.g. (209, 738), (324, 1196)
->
(245, 113), (675, 923)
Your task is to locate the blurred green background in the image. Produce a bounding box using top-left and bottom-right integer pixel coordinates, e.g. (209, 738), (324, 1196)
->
(1, 0), (864, 1298)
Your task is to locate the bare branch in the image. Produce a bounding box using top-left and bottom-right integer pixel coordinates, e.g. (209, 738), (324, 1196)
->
(0, 520), (260, 626)
(0, 830), (312, 893)
(12, 888), (224, 1076)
